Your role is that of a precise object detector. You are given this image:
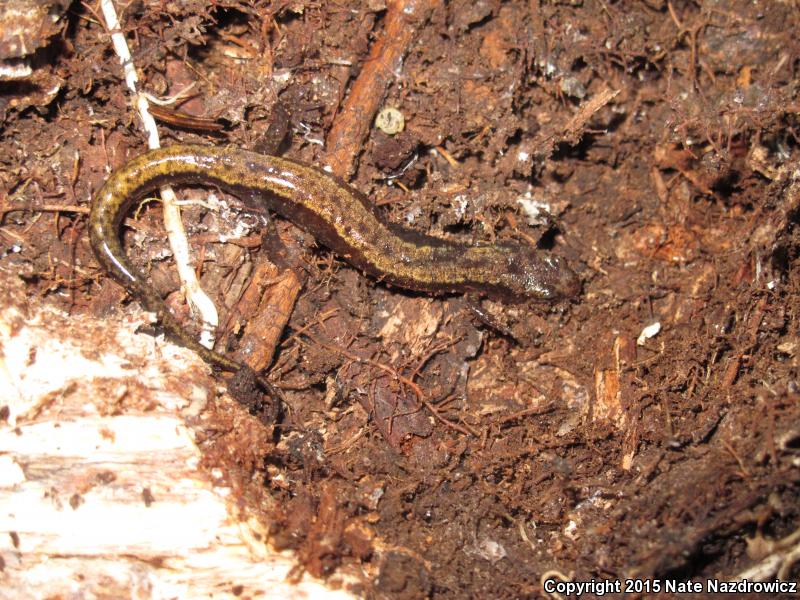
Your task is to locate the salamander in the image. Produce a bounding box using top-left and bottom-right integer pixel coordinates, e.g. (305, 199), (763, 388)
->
(89, 144), (580, 382)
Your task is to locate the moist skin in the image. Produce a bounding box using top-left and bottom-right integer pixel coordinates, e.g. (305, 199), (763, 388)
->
(89, 144), (580, 377)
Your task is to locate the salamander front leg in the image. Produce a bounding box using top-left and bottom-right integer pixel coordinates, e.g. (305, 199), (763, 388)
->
(464, 294), (518, 342)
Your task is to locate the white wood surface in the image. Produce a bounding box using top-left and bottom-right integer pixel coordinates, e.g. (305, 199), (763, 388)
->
(0, 274), (353, 600)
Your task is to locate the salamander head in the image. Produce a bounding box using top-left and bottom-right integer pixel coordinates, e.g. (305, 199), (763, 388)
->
(498, 249), (581, 302)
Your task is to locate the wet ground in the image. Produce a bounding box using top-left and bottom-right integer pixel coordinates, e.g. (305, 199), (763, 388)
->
(1, 0), (799, 597)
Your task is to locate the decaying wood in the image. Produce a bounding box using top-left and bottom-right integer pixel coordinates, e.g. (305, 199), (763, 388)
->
(0, 273), (354, 600)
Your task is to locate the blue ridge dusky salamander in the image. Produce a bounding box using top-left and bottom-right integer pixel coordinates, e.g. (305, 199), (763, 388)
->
(89, 144), (580, 380)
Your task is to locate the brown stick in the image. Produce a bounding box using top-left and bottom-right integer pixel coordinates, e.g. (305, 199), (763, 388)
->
(324, 0), (439, 178)
(532, 87), (621, 155)
(231, 263), (303, 372)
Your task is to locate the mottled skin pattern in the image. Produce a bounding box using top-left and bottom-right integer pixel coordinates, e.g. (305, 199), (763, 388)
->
(89, 144), (580, 377)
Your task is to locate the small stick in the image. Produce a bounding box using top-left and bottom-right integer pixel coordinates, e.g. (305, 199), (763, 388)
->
(324, 0), (438, 178)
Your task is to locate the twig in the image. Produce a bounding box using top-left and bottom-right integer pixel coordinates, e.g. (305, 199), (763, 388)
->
(532, 87), (620, 156)
(433, 145), (460, 168)
(324, 0), (438, 178)
(230, 266), (303, 372)
(2, 204), (89, 215)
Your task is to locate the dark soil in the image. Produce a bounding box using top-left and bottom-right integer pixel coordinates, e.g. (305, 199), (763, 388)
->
(2, 0), (799, 598)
